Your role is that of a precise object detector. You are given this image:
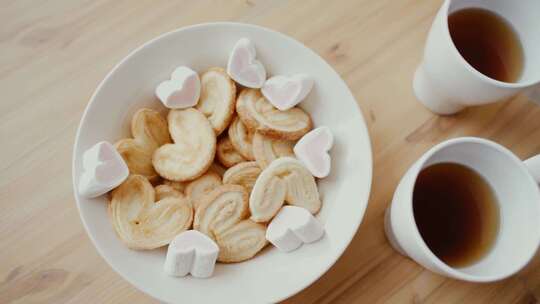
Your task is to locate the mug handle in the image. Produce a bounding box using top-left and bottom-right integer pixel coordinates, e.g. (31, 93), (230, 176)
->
(524, 155), (540, 184)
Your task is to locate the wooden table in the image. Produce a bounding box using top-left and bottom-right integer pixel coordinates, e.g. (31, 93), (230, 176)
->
(2, 0), (540, 303)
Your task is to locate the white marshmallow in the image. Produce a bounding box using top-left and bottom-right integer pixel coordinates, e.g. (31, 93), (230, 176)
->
(293, 126), (333, 178)
(262, 74), (314, 111)
(156, 66), (201, 109)
(266, 206), (324, 252)
(78, 141), (129, 198)
(164, 230), (219, 279)
(227, 38), (266, 88)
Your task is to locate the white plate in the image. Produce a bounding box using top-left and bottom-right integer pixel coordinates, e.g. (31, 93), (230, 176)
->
(72, 22), (372, 304)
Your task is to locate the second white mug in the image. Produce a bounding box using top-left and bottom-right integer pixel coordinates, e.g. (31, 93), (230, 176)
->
(385, 137), (540, 282)
(414, 0), (540, 114)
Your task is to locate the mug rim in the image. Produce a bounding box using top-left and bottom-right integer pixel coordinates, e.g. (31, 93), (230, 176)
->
(406, 136), (540, 282)
(442, 0), (539, 89)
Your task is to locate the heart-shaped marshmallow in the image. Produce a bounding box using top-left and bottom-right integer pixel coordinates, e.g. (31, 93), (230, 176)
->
(266, 206), (324, 252)
(293, 126), (333, 178)
(227, 38), (266, 88)
(261, 74), (314, 111)
(78, 141), (129, 198)
(164, 230), (219, 278)
(156, 66), (201, 109)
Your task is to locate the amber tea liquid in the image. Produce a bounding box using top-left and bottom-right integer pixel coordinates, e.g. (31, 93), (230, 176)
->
(413, 163), (500, 268)
(448, 8), (524, 83)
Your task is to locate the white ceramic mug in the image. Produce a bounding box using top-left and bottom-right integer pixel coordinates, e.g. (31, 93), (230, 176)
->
(413, 0), (540, 115)
(385, 137), (540, 282)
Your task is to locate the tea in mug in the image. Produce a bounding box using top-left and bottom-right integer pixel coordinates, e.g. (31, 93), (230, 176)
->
(413, 163), (500, 268)
(448, 8), (524, 83)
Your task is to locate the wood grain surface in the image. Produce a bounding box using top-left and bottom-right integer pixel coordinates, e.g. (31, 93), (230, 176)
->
(1, 0), (539, 303)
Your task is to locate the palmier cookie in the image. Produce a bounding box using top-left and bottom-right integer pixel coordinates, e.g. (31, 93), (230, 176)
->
(223, 161), (261, 193)
(236, 89), (312, 140)
(196, 68), (237, 135)
(209, 161), (227, 177)
(153, 108), (216, 182)
(215, 220), (267, 263)
(252, 132), (295, 169)
(185, 172), (222, 210)
(115, 109), (171, 181)
(155, 184), (186, 201)
(216, 136), (246, 168)
(193, 185), (248, 240)
(110, 175), (193, 250)
(249, 157), (321, 222)
(228, 116), (255, 160)
(162, 179), (187, 193)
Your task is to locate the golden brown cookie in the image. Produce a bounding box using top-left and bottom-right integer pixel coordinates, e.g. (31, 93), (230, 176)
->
(185, 171), (222, 210)
(109, 175), (193, 250)
(249, 157), (321, 222)
(223, 161), (261, 193)
(155, 184), (186, 201)
(216, 136), (246, 168)
(209, 161), (227, 177)
(236, 89), (312, 140)
(162, 179), (187, 193)
(115, 109), (171, 181)
(215, 220), (267, 263)
(252, 132), (295, 169)
(228, 116), (255, 160)
(193, 185), (248, 240)
(153, 108), (216, 182)
(196, 68), (237, 135)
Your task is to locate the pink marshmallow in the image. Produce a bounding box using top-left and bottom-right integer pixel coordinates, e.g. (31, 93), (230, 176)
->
(227, 38), (266, 88)
(164, 230), (219, 278)
(156, 66), (201, 109)
(293, 126), (333, 178)
(266, 206), (325, 252)
(78, 141), (129, 198)
(262, 74), (314, 111)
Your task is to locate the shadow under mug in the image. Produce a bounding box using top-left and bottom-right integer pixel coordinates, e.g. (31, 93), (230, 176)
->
(413, 0), (540, 114)
(385, 137), (540, 282)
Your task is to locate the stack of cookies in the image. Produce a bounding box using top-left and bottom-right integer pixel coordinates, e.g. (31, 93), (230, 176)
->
(111, 65), (320, 262)
(79, 38), (333, 278)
